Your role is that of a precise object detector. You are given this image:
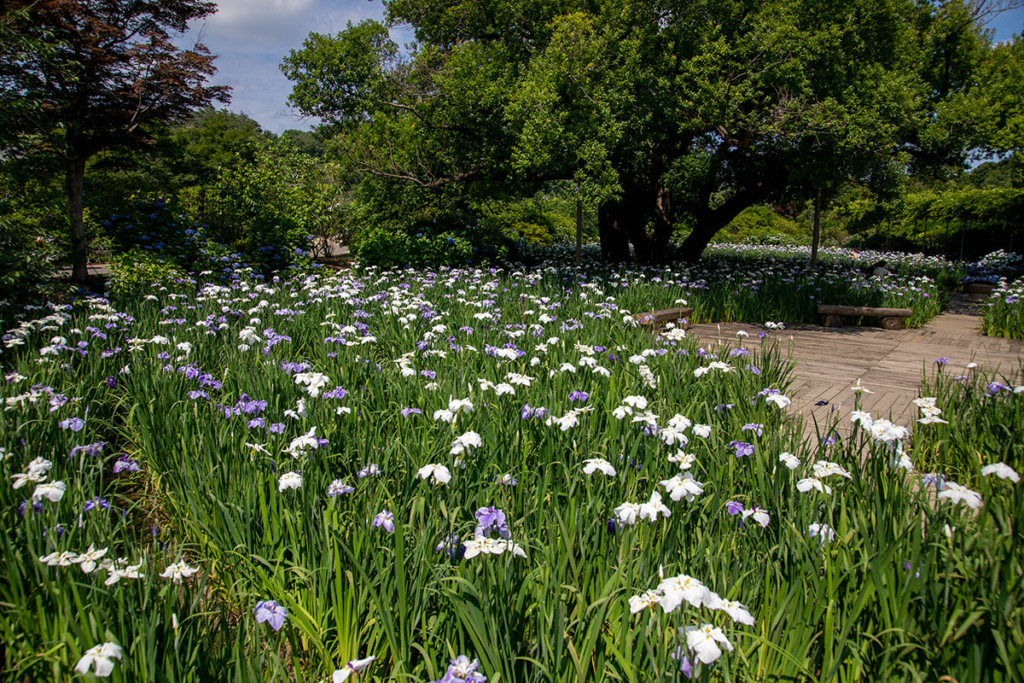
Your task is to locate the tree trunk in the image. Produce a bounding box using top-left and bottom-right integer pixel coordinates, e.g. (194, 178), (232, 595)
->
(677, 176), (786, 262)
(677, 200), (744, 262)
(676, 219), (717, 263)
(810, 189), (822, 268)
(596, 181), (674, 265)
(598, 199), (631, 262)
(66, 156), (88, 283)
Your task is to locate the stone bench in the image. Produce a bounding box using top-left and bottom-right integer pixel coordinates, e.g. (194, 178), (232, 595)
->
(817, 304), (912, 330)
(633, 307), (694, 335)
(962, 282), (995, 295)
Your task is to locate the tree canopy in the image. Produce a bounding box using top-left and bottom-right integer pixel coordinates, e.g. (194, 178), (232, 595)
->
(0, 0), (229, 281)
(282, 0), (1003, 263)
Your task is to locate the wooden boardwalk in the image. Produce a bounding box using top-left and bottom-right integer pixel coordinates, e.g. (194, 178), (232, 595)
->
(688, 295), (1024, 441)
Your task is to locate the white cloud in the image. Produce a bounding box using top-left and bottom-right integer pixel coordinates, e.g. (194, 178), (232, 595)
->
(185, 0), (402, 132)
(200, 0), (382, 50)
(213, 0), (318, 24)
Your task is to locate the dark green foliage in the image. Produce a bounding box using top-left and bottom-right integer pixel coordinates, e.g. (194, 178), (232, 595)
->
(354, 212), (512, 268)
(968, 158), (1019, 189)
(844, 188), (1024, 256)
(280, 129), (328, 159)
(170, 108), (272, 185)
(282, 0), (965, 262)
(107, 248), (193, 300)
(103, 196), (319, 285)
(0, 212), (63, 305)
(104, 198), (206, 265)
(0, 151), (67, 304)
(0, 0), (229, 281)
(711, 206), (808, 246)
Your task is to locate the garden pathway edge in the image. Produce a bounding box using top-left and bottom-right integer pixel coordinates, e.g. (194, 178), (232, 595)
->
(688, 295), (1024, 442)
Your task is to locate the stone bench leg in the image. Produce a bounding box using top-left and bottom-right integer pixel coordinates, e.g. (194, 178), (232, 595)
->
(881, 317), (904, 330)
(822, 314), (844, 327)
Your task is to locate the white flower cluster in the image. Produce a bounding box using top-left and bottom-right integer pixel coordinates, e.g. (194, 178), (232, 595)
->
(693, 361), (732, 379)
(294, 371), (331, 398)
(462, 537), (527, 559)
(850, 410), (910, 446)
(629, 570), (754, 665)
(614, 489), (677, 525)
(912, 397), (948, 425)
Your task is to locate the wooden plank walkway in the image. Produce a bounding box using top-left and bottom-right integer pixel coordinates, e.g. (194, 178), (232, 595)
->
(688, 295), (1024, 442)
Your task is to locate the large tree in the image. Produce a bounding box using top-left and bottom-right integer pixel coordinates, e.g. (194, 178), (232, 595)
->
(967, 34), (1024, 186)
(0, 0), (229, 281)
(283, 0), (942, 263)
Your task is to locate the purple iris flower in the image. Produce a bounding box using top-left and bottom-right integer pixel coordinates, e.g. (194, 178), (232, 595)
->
(235, 395), (268, 414)
(728, 441), (754, 458)
(430, 655), (486, 683)
(254, 600), (288, 631)
(741, 423), (764, 437)
(725, 501), (744, 516)
(521, 404), (548, 420)
(188, 390), (209, 400)
(420, 370), (436, 380)
(248, 417), (265, 429)
(729, 348), (749, 358)
(104, 376), (118, 389)
(474, 506), (509, 538)
(401, 407), (422, 418)
(745, 364), (761, 376)
(59, 417), (85, 432)
(328, 480), (354, 496)
(70, 442), (106, 458)
(268, 422), (285, 434)
(568, 390), (589, 403)
(986, 382), (1011, 395)
(672, 648), (694, 679)
(84, 497), (111, 512)
(435, 534), (464, 560)
(934, 357), (949, 366)
(324, 386), (349, 399)
(113, 455), (140, 473)
(373, 510), (395, 532)
(18, 500), (44, 516)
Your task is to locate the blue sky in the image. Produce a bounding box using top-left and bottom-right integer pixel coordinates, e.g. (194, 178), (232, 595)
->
(993, 4), (1024, 43)
(186, 0), (409, 134)
(189, 1), (1024, 135)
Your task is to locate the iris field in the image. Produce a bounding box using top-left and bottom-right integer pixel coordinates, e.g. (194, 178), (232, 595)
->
(1, 247), (1022, 682)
